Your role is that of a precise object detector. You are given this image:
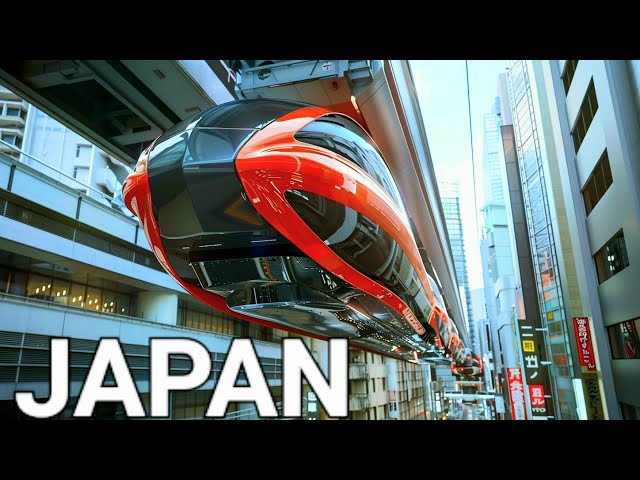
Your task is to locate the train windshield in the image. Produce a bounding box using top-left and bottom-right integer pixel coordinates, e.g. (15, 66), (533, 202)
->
(149, 99), (310, 170)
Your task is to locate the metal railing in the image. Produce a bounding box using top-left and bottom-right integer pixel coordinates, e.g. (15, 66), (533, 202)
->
(0, 291), (288, 354)
(0, 196), (164, 272)
(349, 393), (371, 411)
(183, 401), (304, 420)
(348, 362), (369, 380)
(0, 291), (232, 342)
(0, 139), (134, 219)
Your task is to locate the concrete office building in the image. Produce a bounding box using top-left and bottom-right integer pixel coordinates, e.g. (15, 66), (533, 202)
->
(514, 60), (640, 419)
(470, 288), (486, 359)
(478, 95), (521, 414)
(0, 85), (28, 159)
(347, 349), (428, 420)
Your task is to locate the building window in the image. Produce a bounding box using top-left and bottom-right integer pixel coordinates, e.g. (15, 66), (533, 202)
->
(0, 256), (138, 317)
(73, 167), (78, 179)
(570, 80), (598, 153)
(582, 150), (613, 215)
(607, 318), (640, 360)
(620, 403), (640, 420)
(5, 107), (22, 117)
(561, 60), (579, 94)
(1, 134), (17, 145)
(76, 144), (91, 158)
(594, 230), (630, 283)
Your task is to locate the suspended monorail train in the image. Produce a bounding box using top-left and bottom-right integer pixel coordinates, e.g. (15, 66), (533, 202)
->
(122, 99), (482, 374)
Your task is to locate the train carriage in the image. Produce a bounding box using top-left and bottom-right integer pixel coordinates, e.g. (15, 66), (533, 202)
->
(122, 98), (480, 373)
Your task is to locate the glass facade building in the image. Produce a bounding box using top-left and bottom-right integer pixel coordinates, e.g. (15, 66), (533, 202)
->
(483, 99), (505, 206)
(507, 60), (577, 419)
(439, 179), (473, 326)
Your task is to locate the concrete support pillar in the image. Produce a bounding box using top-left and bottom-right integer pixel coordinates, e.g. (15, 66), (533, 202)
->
(137, 291), (178, 325)
(385, 358), (400, 420)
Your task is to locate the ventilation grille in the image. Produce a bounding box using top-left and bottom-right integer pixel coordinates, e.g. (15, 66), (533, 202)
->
(19, 367), (51, 382)
(24, 334), (50, 349)
(121, 344), (148, 356)
(5, 202), (74, 240)
(70, 339), (98, 352)
(126, 356), (147, 368)
(70, 352), (94, 366)
(0, 331), (283, 388)
(75, 230), (111, 253)
(0, 367), (17, 382)
(0, 199), (165, 273)
(70, 368), (89, 382)
(0, 348), (19, 363)
(0, 332), (22, 346)
(21, 350), (49, 365)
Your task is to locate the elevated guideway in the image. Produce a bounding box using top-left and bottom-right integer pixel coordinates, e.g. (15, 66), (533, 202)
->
(0, 60), (237, 165)
(0, 59), (468, 352)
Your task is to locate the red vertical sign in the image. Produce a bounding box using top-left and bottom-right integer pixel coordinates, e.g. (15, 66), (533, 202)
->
(528, 384), (546, 414)
(507, 368), (527, 420)
(572, 317), (596, 371)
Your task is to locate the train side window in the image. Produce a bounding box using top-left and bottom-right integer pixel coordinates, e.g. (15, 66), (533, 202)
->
(295, 127), (365, 169)
(148, 133), (188, 169)
(295, 114), (404, 206)
(331, 137), (364, 168)
(187, 128), (247, 165)
(198, 99), (308, 130)
(352, 141), (404, 206)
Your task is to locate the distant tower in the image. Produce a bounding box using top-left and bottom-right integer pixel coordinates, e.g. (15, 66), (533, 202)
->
(438, 178), (473, 328)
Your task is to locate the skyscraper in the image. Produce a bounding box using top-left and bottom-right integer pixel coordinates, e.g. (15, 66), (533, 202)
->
(438, 178), (473, 327)
(478, 92), (522, 418)
(483, 97), (505, 206)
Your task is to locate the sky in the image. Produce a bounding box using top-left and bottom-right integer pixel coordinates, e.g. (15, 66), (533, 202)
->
(409, 60), (508, 291)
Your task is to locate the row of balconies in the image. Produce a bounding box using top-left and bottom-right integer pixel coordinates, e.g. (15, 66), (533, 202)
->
(0, 85), (24, 102)
(348, 390), (390, 411)
(0, 115), (25, 128)
(348, 362), (387, 380)
(0, 98), (28, 128)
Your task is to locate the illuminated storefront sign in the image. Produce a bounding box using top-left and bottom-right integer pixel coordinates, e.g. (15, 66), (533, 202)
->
(572, 317), (596, 371)
(516, 319), (555, 419)
(507, 368), (526, 420)
(529, 384), (546, 414)
(572, 317), (605, 420)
